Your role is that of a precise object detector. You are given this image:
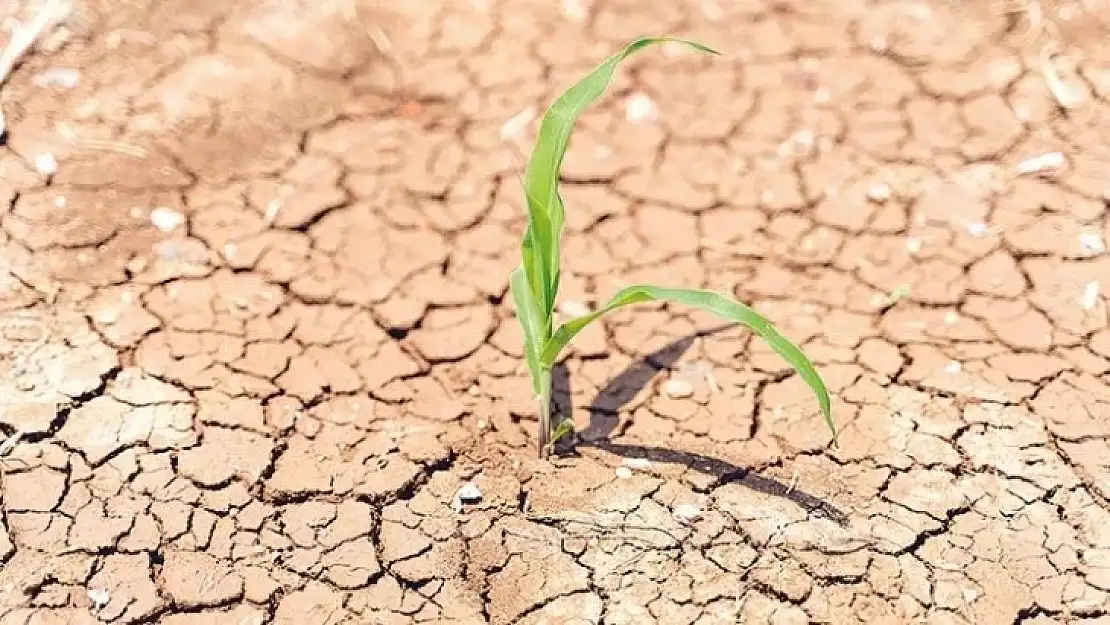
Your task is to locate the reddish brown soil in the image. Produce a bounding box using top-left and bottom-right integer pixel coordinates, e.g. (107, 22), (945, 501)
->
(1, 0), (1110, 623)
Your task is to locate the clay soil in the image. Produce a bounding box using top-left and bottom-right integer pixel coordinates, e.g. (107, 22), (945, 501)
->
(1, 0), (1110, 623)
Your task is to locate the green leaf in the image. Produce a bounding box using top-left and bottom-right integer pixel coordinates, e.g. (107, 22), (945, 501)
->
(510, 265), (545, 396)
(521, 36), (719, 321)
(540, 286), (836, 441)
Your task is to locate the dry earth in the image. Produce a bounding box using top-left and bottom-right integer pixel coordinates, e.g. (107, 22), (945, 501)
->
(1, 0), (1109, 623)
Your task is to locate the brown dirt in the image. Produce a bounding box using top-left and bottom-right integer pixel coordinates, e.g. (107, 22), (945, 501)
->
(1, 0), (1109, 623)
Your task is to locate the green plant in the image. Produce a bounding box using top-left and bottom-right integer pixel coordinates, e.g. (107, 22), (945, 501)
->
(510, 36), (835, 458)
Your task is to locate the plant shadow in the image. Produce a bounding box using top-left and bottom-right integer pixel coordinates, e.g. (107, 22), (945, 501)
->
(549, 328), (849, 527)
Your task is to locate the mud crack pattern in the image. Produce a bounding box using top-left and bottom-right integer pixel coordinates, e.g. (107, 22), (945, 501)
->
(1, 0), (1110, 623)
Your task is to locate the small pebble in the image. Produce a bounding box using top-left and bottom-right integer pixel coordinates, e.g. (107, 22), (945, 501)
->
(966, 221), (988, 237)
(664, 378), (694, 399)
(615, 466), (633, 479)
(96, 308), (119, 325)
(945, 361), (962, 374)
(150, 206), (185, 233)
(1079, 232), (1105, 254)
(33, 68), (80, 89)
(625, 92), (657, 123)
(905, 238), (922, 254)
(622, 457), (652, 470)
(87, 588), (110, 607)
(34, 153), (58, 175)
(560, 0), (586, 21)
(673, 504), (703, 523)
(861, 182), (888, 204)
(264, 200), (282, 224)
(499, 107), (535, 140)
(558, 300), (590, 318)
(457, 482), (483, 504)
(1015, 151), (1065, 176)
(1082, 281), (1100, 310)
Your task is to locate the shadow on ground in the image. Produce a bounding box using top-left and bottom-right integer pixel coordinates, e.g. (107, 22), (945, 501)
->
(551, 328), (849, 526)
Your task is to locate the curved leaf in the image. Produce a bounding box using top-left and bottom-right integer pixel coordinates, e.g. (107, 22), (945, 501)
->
(510, 265), (545, 396)
(540, 286), (836, 441)
(521, 36), (719, 320)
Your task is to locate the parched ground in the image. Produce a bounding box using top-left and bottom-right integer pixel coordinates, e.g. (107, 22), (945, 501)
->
(1, 0), (1109, 623)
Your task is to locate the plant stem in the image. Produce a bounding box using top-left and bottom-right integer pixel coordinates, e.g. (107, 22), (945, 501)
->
(537, 368), (552, 458)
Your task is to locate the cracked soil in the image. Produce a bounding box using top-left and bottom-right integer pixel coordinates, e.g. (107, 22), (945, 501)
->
(1, 0), (1110, 623)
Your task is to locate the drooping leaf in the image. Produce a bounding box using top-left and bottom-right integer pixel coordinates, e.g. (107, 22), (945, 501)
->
(510, 265), (545, 396)
(521, 36), (719, 322)
(540, 286), (836, 441)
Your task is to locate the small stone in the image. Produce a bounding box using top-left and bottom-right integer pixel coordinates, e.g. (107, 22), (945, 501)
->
(96, 308), (119, 325)
(264, 200), (281, 224)
(1015, 151), (1065, 176)
(905, 238), (922, 254)
(622, 457), (651, 470)
(625, 92), (657, 123)
(34, 153), (58, 175)
(673, 504), (702, 523)
(150, 206), (185, 232)
(966, 221), (988, 237)
(945, 361), (962, 374)
(560, 0), (587, 21)
(456, 483), (482, 504)
(1079, 232), (1105, 254)
(126, 256), (149, 274)
(614, 467), (633, 479)
(558, 300), (590, 318)
(664, 379), (694, 399)
(499, 107), (536, 140)
(1082, 281), (1100, 310)
(88, 587), (110, 607)
(32, 68), (80, 89)
(943, 311), (958, 325)
(53, 196), (67, 208)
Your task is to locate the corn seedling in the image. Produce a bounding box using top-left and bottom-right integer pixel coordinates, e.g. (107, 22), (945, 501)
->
(510, 37), (836, 457)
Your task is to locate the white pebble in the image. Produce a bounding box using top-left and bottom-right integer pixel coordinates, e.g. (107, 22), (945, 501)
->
(1082, 281), (1100, 310)
(499, 107), (536, 140)
(96, 308), (119, 325)
(558, 300), (590, 318)
(456, 483), (483, 504)
(866, 182), (891, 203)
(945, 361), (962, 374)
(150, 206), (184, 232)
(560, 0), (587, 21)
(34, 153), (58, 175)
(1015, 151), (1065, 176)
(32, 68), (80, 89)
(614, 466), (633, 479)
(625, 92), (657, 123)
(673, 504), (703, 523)
(905, 238), (922, 254)
(1079, 232), (1105, 254)
(943, 311), (958, 325)
(53, 196), (67, 208)
(965, 221), (988, 237)
(664, 378), (694, 399)
(87, 588), (110, 607)
(264, 200), (282, 224)
(622, 457), (651, 470)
